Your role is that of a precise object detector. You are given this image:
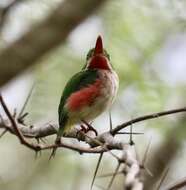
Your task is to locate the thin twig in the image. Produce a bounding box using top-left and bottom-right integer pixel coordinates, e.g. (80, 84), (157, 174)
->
(142, 137), (152, 165)
(116, 132), (144, 135)
(111, 108), (186, 135)
(18, 83), (35, 118)
(143, 165), (153, 177)
(90, 153), (103, 190)
(141, 137), (153, 177)
(165, 177), (186, 190)
(109, 110), (112, 131)
(134, 145), (140, 164)
(39, 142), (107, 154)
(0, 94), (40, 151)
(0, 129), (8, 138)
(156, 167), (169, 190)
(82, 132), (120, 160)
(129, 124), (134, 145)
(107, 163), (121, 190)
(0, 114), (5, 125)
(18, 112), (29, 124)
(98, 171), (123, 178)
(95, 184), (107, 190)
(0, 0), (24, 32)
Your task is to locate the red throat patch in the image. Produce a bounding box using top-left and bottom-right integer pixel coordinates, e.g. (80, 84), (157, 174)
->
(67, 80), (102, 111)
(88, 55), (110, 70)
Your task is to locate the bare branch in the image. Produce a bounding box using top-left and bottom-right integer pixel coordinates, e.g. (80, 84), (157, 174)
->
(165, 176), (186, 190)
(0, 0), (24, 32)
(95, 184), (107, 190)
(91, 153), (103, 190)
(107, 163), (121, 190)
(156, 167), (169, 190)
(116, 132), (144, 135)
(98, 171), (123, 178)
(0, 0), (107, 87)
(109, 110), (112, 131)
(129, 124), (134, 145)
(1, 98), (186, 189)
(143, 118), (186, 190)
(122, 145), (143, 190)
(18, 82), (35, 119)
(0, 94), (40, 151)
(0, 94), (109, 154)
(142, 137), (152, 165)
(111, 108), (186, 135)
(1, 107), (186, 142)
(0, 96), (124, 156)
(0, 128), (8, 138)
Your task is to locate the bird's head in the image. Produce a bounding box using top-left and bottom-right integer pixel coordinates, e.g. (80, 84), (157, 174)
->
(83, 36), (112, 70)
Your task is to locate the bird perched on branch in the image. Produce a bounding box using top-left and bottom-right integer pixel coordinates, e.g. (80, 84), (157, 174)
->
(50, 35), (119, 158)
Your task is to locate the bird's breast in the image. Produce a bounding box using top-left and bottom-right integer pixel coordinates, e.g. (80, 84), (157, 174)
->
(66, 70), (119, 124)
(97, 70), (119, 106)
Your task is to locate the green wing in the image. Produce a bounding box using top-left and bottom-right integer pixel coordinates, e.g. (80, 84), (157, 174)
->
(58, 69), (99, 133)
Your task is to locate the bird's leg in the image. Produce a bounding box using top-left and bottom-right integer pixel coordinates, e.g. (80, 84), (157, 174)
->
(76, 124), (87, 138)
(49, 137), (61, 160)
(80, 124), (87, 133)
(81, 120), (98, 136)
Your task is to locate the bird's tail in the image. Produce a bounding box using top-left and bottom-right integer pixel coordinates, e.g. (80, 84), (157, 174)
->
(49, 119), (68, 160)
(49, 132), (63, 160)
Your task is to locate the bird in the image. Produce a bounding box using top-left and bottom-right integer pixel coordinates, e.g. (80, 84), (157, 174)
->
(50, 35), (119, 158)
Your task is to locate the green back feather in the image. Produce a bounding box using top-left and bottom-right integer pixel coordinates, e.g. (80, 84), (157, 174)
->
(58, 69), (99, 134)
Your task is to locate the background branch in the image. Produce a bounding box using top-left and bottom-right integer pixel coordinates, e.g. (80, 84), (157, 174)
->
(0, 0), (106, 87)
(0, 0), (24, 32)
(143, 117), (186, 190)
(1, 98), (185, 189)
(0, 93), (186, 190)
(165, 177), (186, 190)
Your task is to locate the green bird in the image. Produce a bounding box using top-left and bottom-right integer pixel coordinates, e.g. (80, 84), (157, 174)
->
(50, 35), (119, 157)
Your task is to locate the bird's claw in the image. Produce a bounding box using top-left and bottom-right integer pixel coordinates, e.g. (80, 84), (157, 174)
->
(86, 125), (98, 136)
(82, 120), (98, 136)
(77, 123), (98, 137)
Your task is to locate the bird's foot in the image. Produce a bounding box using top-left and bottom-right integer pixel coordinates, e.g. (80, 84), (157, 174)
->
(76, 123), (98, 137)
(80, 124), (87, 133)
(49, 137), (61, 160)
(76, 124), (87, 138)
(81, 120), (98, 136)
(86, 125), (98, 136)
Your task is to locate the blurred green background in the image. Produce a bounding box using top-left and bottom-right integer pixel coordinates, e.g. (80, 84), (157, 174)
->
(0, 0), (186, 189)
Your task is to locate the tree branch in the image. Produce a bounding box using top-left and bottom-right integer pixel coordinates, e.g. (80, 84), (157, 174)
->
(0, 0), (24, 32)
(165, 177), (186, 190)
(0, 0), (107, 87)
(0, 94), (40, 151)
(143, 117), (186, 190)
(0, 95), (186, 189)
(1, 107), (185, 140)
(110, 108), (186, 135)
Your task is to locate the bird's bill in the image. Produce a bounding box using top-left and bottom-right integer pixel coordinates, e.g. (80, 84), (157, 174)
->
(94, 35), (103, 55)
